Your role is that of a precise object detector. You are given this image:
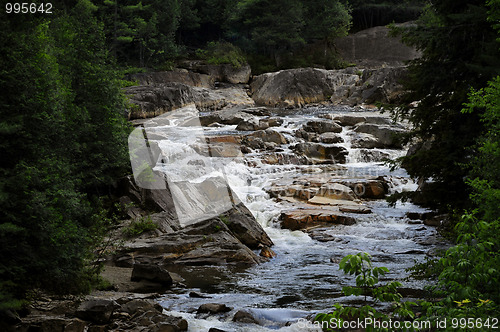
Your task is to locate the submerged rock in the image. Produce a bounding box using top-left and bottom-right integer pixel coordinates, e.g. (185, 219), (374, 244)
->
(233, 310), (260, 324)
(197, 303), (232, 314)
(260, 246), (277, 258)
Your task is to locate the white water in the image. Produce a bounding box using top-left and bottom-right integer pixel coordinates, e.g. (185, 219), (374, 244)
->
(151, 105), (444, 331)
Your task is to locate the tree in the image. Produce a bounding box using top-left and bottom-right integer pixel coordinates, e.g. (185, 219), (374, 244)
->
(231, 0), (305, 65)
(303, 0), (351, 67)
(0, 0), (130, 310)
(98, 0), (181, 67)
(392, 0), (500, 210)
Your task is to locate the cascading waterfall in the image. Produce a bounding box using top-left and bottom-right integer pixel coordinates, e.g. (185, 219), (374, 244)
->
(149, 105), (445, 332)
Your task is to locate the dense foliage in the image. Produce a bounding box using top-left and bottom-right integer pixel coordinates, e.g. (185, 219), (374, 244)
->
(315, 253), (415, 331)
(389, 0), (500, 324)
(393, 0), (500, 210)
(92, 0), (352, 72)
(0, 0), (130, 311)
(420, 76), (500, 326)
(349, 0), (425, 31)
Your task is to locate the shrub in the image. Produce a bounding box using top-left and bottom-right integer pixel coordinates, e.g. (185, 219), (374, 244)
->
(196, 41), (247, 68)
(122, 216), (157, 238)
(314, 252), (415, 331)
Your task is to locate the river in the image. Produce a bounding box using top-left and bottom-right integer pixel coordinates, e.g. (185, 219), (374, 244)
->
(149, 105), (446, 331)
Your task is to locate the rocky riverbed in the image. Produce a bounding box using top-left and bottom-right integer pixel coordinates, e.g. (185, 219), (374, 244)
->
(10, 48), (449, 331)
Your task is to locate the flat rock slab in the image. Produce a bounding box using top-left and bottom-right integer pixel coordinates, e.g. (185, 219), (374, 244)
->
(280, 209), (356, 231)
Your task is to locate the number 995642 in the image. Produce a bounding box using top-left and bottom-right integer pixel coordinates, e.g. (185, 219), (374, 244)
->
(6, 3), (53, 14)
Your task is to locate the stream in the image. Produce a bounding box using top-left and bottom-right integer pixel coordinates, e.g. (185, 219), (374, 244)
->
(147, 105), (446, 331)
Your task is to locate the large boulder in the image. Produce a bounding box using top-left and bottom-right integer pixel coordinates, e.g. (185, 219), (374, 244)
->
(354, 123), (405, 148)
(125, 83), (228, 119)
(250, 66), (408, 108)
(126, 84), (255, 120)
(114, 217), (268, 267)
(218, 202), (273, 249)
(250, 68), (338, 107)
(117, 176), (273, 266)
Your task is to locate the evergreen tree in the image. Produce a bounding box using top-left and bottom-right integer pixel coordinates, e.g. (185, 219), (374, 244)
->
(232, 0), (305, 65)
(393, 0), (500, 209)
(0, 0), (130, 310)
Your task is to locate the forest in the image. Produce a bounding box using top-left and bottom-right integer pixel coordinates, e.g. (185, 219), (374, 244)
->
(1, 0), (499, 328)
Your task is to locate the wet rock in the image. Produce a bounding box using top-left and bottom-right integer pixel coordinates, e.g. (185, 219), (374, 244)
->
(355, 149), (392, 163)
(354, 123), (405, 148)
(303, 120), (342, 134)
(209, 328), (227, 332)
(236, 118), (268, 131)
(292, 143), (347, 164)
(296, 188), (319, 201)
(154, 316), (188, 332)
(260, 153), (309, 165)
(309, 232), (339, 242)
(232, 310), (260, 324)
(131, 263), (173, 287)
(115, 217), (267, 267)
(241, 135), (268, 150)
(321, 114), (366, 126)
(319, 132), (343, 144)
(121, 299), (159, 315)
(75, 299), (116, 324)
(17, 317), (87, 332)
(339, 205), (372, 214)
(424, 215), (443, 227)
(350, 132), (382, 149)
(339, 180), (387, 199)
(219, 202), (274, 249)
(199, 108), (257, 126)
(295, 129), (319, 142)
(322, 114), (393, 127)
(197, 303), (232, 314)
(246, 129), (287, 145)
(260, 246), (277, 258)
(189, 291), (210, 298)
(280, 209), (355, 231)
(314, 183), (357, 201)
